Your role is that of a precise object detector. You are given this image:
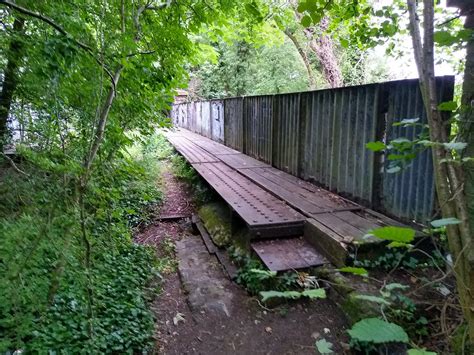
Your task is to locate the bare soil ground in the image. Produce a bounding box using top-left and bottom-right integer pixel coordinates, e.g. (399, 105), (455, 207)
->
(135, 165), (350, 355)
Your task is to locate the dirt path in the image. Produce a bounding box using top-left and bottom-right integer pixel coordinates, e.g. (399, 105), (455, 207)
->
(136, 165), (349, 354)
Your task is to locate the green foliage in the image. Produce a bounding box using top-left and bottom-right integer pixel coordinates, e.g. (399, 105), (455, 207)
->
(430, 217), (461, 228)
(191, 38), (311, 99)
(259, 288), (326, 302)
(367, 226), (415, 244)
(354, 248), (445, 271)
(407, 349), (437, 355)
(338, 266), (369, 276)
(315, 338), (334, 354)
(229, 246), (298, 295)
(170, 153), (215, 205)
(27, 244), (156, 353)
(348, 317), (409, 344)
(0, 148), (161, 352)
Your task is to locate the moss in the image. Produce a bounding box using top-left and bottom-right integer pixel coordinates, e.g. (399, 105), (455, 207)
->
(451, 323), (473, 354)
(198, 202), (232, 247)
(341, 291), (380, 324)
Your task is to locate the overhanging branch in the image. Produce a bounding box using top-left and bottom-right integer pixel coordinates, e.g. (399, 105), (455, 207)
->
(0, 0), (115, 82)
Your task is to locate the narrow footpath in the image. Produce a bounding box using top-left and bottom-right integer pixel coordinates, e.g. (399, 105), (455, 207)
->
(135, 164), (349, 355)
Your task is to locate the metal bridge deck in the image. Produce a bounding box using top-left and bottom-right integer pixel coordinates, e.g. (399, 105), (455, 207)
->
(165, 128), (408, 264)
(192, 162), (305, 238)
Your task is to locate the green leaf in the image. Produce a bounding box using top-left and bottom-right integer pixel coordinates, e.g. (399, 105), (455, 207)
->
(338, 267), (368, 276)
(365, 141), (386, 152)
(249, 269), (277, 277)
(407, 349), (437, 355)
(430, 217), (460, 228)
(301, 289), (326, 299)
(387, 241), (412, 248)
(437, 101), (457, 111)
(433, 31), (457, 46)
(340, 38), (349, 48)
(301, 15), (312, 28)
(348, 318), (409, 344)
(393, 117), (420, 126)
(259, 290), (301, 302)
(296, 1), (308, 13)
(386, 166), (401, 173)
(315, 338), (334, 354)
(384, 283), (409, 291)
(391, 137), (412, 144)
(354, 294), (391, 305)
(369, 226), (416, 243)
(443, 142), (467, 151)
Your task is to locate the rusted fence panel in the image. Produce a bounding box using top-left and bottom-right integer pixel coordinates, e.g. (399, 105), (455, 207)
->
(170, 76), (455, 224)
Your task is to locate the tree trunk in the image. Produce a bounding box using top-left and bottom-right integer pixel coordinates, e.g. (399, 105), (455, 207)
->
(459, 4), (474, 256)
(458, 7), (474, 346)
(407, 0), (474, 344)
(0, 17), (25, 151)
(284, 29), (316, 89)
(304, 17), (343, 88)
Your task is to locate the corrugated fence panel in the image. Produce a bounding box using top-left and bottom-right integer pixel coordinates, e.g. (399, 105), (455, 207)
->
(200, 101), (211, 138)
(178, 104), (187, 128)
(300, 85), (379, 203)
(170, 76), (455, 225)
(224, 98), (244, 151)
(194, 101), (202, 134)
(381, 77), (454, 223)
(244, 95), (273, 163)
(211, 100), (224, 142)
(187, 102), (195, 131)
(273, 93), (301, 175)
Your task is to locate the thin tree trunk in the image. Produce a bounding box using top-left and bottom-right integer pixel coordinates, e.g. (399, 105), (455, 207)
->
(0, 17), (25, 150)
(83, 66), (123, 174)
(459, 5), (474, 255)
(407, 0), (474, 344)
(458, 6), (474, 346)
(284, 29), (316, 89)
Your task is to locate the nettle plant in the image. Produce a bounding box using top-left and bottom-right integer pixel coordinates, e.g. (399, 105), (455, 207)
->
(336, 222), (457, 354)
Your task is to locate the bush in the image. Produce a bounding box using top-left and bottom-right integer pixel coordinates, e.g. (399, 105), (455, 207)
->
(0, 144), (161, 353)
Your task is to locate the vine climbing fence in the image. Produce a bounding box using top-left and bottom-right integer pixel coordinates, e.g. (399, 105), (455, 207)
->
(170, 77), (455, 225)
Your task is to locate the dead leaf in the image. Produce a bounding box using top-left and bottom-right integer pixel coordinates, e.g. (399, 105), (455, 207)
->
(173, 312), (185, 326)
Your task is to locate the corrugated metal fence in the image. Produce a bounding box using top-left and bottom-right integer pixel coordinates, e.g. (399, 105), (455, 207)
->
(170, 77), (454, 224)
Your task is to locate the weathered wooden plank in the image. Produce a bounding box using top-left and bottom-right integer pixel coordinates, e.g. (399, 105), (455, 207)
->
(304, 218), (349, 267)
(193, 139), (241, 155)
(167, 135), (219, 163)
(252, 237), (328, 272)
(219, 153), (270, 169)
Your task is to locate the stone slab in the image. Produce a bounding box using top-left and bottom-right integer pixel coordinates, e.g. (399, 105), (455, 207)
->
(176, 236), (235, 317)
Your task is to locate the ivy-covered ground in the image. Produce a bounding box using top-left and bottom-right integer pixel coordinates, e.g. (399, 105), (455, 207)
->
(0, 136), (166, 353)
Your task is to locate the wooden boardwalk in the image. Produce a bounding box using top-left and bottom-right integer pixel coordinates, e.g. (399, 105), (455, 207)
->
(166, 128), (406, 267)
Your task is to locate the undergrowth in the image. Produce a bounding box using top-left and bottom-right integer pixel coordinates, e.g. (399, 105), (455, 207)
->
(0, 137), (163, 353)
(229, 246), (299, 295)
(170, 153), (215, 205)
